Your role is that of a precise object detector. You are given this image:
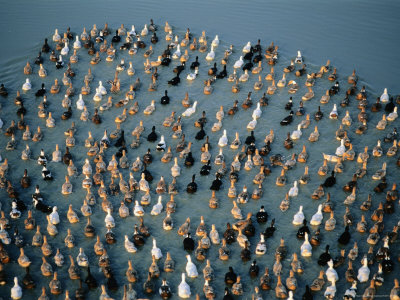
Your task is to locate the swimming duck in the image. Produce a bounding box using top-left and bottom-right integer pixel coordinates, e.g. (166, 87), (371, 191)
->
(322, 210), (336, 231)
(18, 247), (31, 267)
(326, 260), (339, 283)
(309, 205), (323, 226)
(151, 238), (162, 259)
(62, 176), (73, 195)
(357, 256), (370, 282)
(309, 271), (326, 293)
(338, 225), (351, 245)
(182, 101), (197, 117)
(11, 277), (22, 299)
(372, 162), (386, 180)
(301, 232), (312, 257)
(206, 45), (215, 61)
(376, 114), (388, 130)
(387, 106), (398, 121)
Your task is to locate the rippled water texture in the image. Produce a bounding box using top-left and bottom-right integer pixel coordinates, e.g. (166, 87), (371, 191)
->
(0, 0), (400, 299)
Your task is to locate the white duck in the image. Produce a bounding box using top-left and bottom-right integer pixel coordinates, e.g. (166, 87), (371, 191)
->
(205, 45), (215, 61)
(380, 88), (389, 103)
(255, 234), (267, 255)
(22, 78), (31, 91)
(288, 181), (298, 197)
(61, 41), (69, 56)
(211, 35), (219, 47)
(124, 235), (137, 253)
(186, 255), (198, 278)
(141, 24), (148, 36)
(53, 28), (61, 42)
(357, 256), (370, 283)
(291, 124), (302, 140)
(151, 196), (163, 215)
(326, 260), (339, 283)
(172, 45), (181, 59)
(93, 88), (102, 102)
(324, 280), (336, 299)
(247, 116), (257, 130)
(98, 81), (107, 95)
(252, 103), (262, 119)
(242, 42), (251, 53)
(178, 273), (191, 298)
(129, 25), (136, 36)
(152, 238), (163, 259)
(49, 207), (60, 225)
(301, 232), (312, 257)
(310, 204), (323, 226)
(335, 139), (346, 156)
(187, 68), (198, 81)
(182, 101), (197, 117)
(104, 208), (115, 228)
(218, 130), (228, 147)
(295, 50), (303, 63)
(171, 157), (181, 177)
(133, 201), (144, 217)
(329, 104), (338, 119)
(234, 56), (244, 69)
(73, 36), (81, 49)
(387, 106), (398, 122)
(76, 94), (85, 110)
(11, 277), (22, 299)
(292, 206), (305, 225)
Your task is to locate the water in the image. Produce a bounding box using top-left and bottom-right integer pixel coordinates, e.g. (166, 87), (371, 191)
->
(0, 0), (399, 299)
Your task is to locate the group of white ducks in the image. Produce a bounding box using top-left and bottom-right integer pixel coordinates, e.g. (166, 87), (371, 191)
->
(1, 19), (400, 300)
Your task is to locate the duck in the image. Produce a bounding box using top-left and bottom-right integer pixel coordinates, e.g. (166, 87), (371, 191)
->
(380, 88), (389, 103)
(18, 248), (31, 267)
(301, 232), (312, 257)
(182, 101), (197, 117)
(185, 255), (198, 278)
(372, 162), (386, 180)
(178, 273), (191, 298)
(293, 206), (305, 225)
(326, 260), (339, 283)
(342, 110), (352, 126)
(206, 45), (215, 61)
(151, 238), (163, 259)
(62, 176), (73, 195)
(11, 277), (22, 299)
(186, 174), (197, 193)
(323, 171), (336, 187)
(387, 106), (398, 121)
(280, 111), (294, 125)
(314, 106), (325, 123)
(328, 104), (338, 119)
(310, 204), (323, 226)
(376, 114), (387, 130)
(151, 196), (163, 215)
(338, 225), (351, 245)
(291, 124), (302, 140)
(357, 256), (370, 282)
(288, 180), (299, 197)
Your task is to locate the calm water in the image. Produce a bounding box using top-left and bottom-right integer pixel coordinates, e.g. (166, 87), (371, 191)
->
(0, 0), (399, 299)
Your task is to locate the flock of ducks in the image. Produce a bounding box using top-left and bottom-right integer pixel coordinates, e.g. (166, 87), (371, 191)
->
(0, 19), (400, 300)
